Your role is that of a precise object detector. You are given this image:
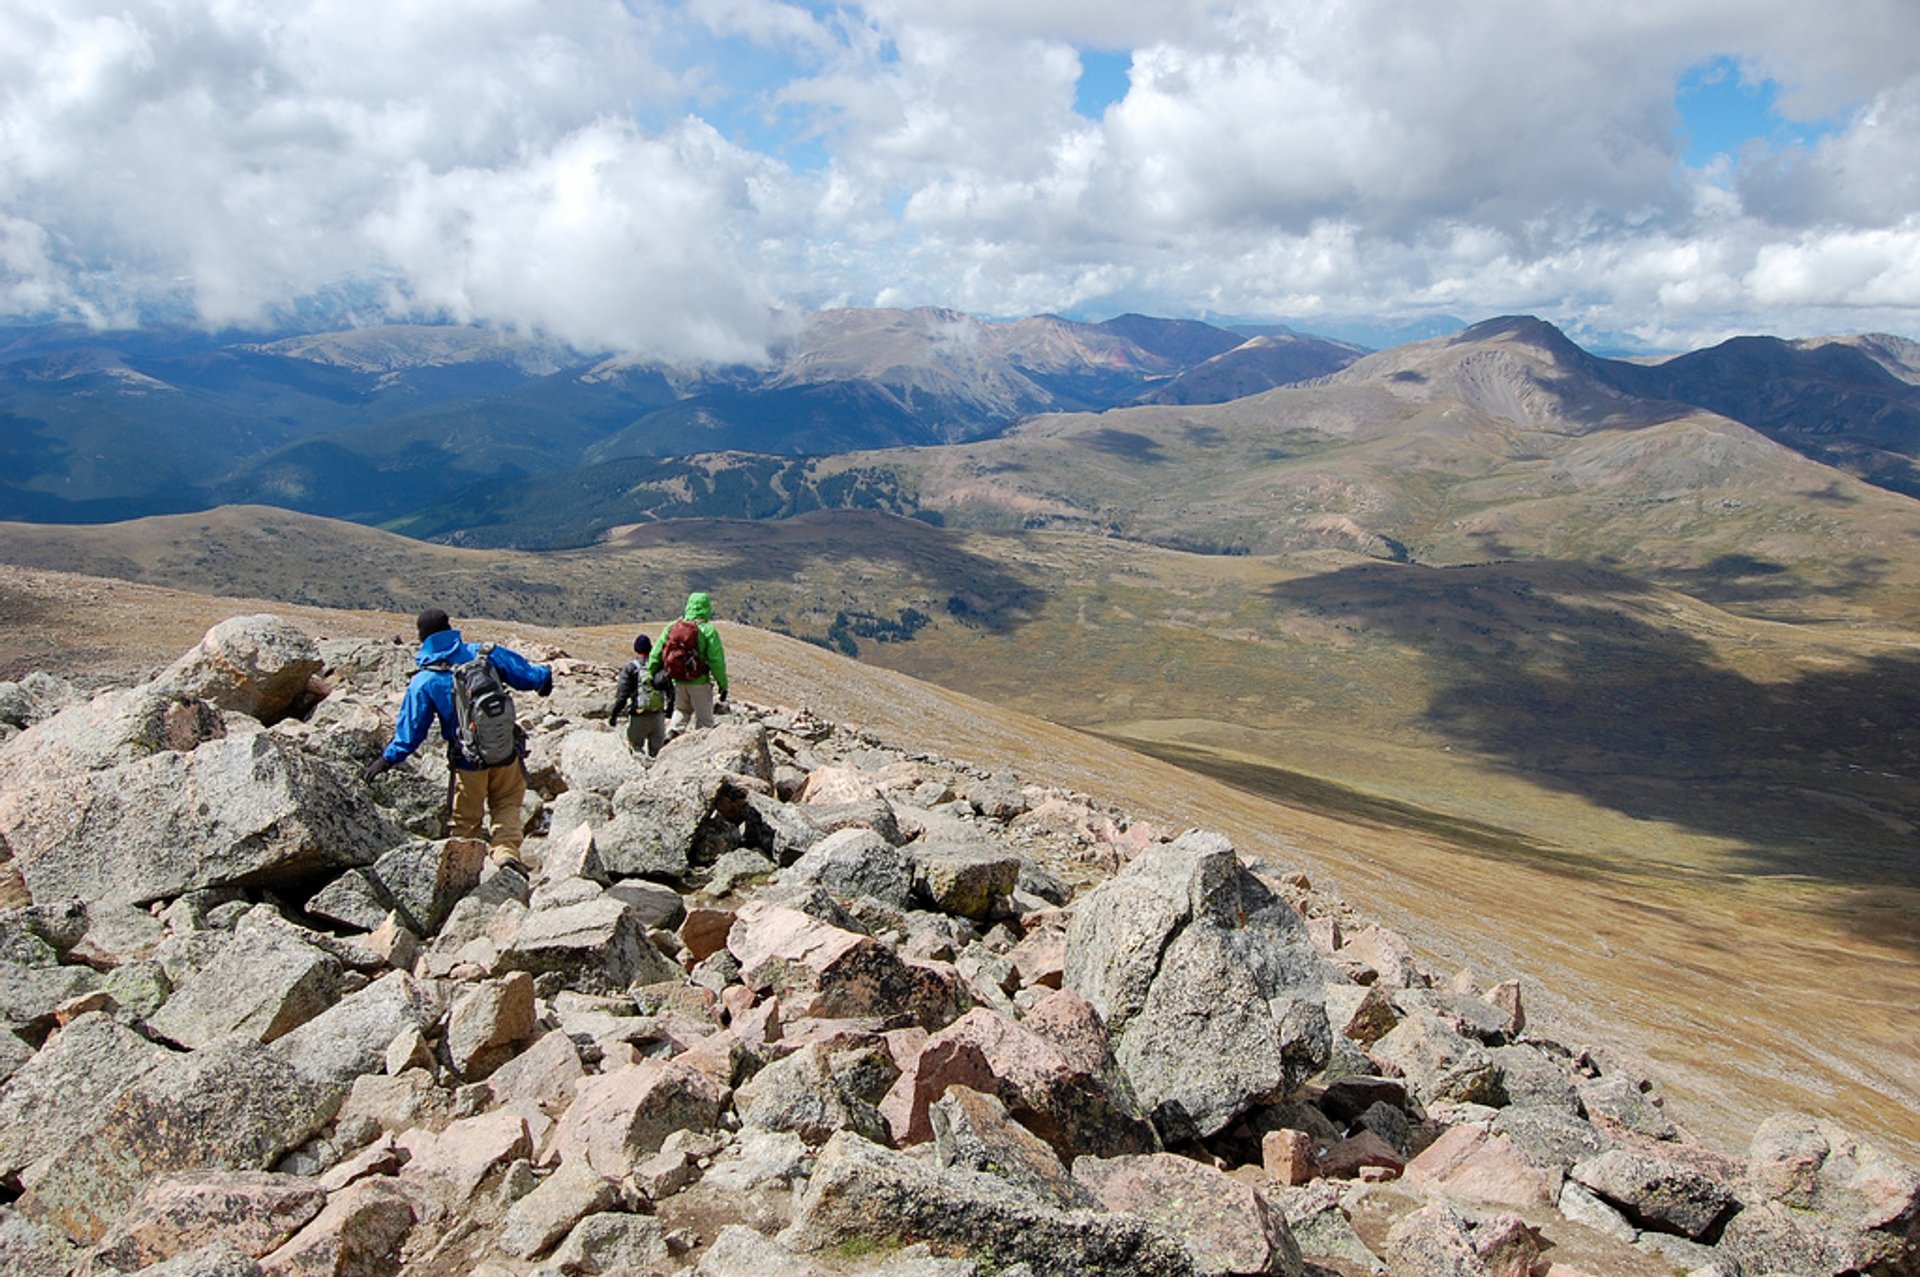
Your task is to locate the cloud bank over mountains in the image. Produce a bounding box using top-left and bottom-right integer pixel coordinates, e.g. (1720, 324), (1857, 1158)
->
(3, 0), (1917, 359)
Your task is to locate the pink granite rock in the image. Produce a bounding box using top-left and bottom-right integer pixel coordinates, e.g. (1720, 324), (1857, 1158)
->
(1073, 1152), (1303, 1276)
(445, 972), (537, 1080)
(1263, 1129), (1314, 1187)
(1405, 1123), (1558, 1208)
(680, 907), (737, 963)
(878, 1034), (998, 1146)
(260, 1177), (418, 1277)
(726, 901), (960, 1028)
(92, 1171), (326, 1271)
(397, 1111), (532, 1199)
(1315, 1129), (1405, 1182)
(551, 1059), (726, 1179)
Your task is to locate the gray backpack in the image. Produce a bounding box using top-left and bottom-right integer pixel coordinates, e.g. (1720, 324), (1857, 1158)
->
(447, 645), (518, 767)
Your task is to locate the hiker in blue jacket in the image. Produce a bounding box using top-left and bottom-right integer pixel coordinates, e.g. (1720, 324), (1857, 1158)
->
(362, 608), (552, 862)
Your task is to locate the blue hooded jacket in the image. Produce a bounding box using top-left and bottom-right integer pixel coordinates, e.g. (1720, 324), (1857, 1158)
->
(380, 629), (553, 769)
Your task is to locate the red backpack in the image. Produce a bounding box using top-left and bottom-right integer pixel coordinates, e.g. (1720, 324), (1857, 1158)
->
(660, 619), (708, 681)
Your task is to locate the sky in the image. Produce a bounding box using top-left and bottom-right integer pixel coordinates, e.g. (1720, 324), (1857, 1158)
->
(2, 0), (1918, 360)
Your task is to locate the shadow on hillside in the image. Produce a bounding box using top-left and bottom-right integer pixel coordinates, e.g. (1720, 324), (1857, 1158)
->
(1803, 480), (1859, 506)
(621, 513), (1044, 637)
(1078, 428), (1168, 463)
(1652, 551), (1896, 613)
(1264, 561), (1920, 905)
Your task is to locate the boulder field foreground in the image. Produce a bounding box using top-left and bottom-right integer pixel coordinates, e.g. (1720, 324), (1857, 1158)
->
(0, 614), (1912, 1277)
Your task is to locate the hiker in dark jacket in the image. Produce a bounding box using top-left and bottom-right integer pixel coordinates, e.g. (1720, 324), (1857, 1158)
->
(607, 633), (670, 757)
(648, 591), (728, 733)
(362, 608), (552, 862)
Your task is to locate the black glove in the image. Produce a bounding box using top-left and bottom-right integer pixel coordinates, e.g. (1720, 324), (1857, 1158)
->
(716, 685), (729, 703)
(606, 705), (622, 724)
(361, 756), (394, 784)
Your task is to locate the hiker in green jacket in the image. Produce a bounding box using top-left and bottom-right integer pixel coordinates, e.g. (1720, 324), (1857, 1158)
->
(648, 591), (729, 733)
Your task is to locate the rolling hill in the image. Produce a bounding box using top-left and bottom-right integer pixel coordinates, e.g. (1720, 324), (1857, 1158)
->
(1595, 332), (1920, 499)
(1134, 331), (1370, 405)
(2, 555), (1917, 1166)
(393, 317), (1920, 635)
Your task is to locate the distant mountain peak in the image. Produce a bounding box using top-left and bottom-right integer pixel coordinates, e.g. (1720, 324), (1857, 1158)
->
(244, 324), (576, 376)
(1452, 315), (1590, 362)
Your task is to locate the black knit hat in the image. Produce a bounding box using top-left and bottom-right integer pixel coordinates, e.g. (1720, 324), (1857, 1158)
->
(416, 608), (452, 641)
(633, 633), (652, 655)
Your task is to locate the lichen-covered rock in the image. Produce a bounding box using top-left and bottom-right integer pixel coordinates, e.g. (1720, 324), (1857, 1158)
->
(0, 685), (226, 793)
(496, 897), (679, 995)
(20, 1037), (336, 1243)
(784, 828), (915, 909)
(0, 957), (102, 1032)
(931, 1086), (1092, 1210)
(4, 731), (401, 907)
(549, 1211), (670, 1274)
(0, 1208), (76, 1277)
(0, 1012), (170, 1185)
(127, 1240), (267, 1276)
(90, 1171), (326, 1272)
(272, 971), (442, 1091)
(909, 841), (1021, 921)
(782, 1131), (1193, 1277)
(1569, 1147), (1737, 1240)
(146, 927), (343, 1049)
(1719, 1113), (1920, 1276)
(1073, 1151), (1303, 1276)
(735, 1041), (888, 1146)
(1066, 833), (1329, 1141)
(367, 838), (487, 936)
(0, 672), (77, 733)
(1370, 1010), (1505, 1108)
(304, 871), (391, 933)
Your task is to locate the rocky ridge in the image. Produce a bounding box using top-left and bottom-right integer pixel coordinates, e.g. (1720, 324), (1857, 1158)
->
(0, 614), (1911, 1277)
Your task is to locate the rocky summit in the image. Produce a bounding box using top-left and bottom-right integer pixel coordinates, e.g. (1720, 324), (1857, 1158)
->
(0, 614), (1913, 1277)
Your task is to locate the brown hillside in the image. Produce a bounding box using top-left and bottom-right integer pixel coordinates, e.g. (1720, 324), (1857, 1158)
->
(5, 560), (1918, 1162)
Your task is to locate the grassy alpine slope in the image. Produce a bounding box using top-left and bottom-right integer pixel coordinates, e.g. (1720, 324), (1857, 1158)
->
(4, 317), (1920, 1159)
(1, 509), (1917, 1163)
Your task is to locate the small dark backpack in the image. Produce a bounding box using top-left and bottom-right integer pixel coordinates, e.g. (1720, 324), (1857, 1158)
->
(661, 620), (708, 682)
(448, 645), (518, 767)
(625, 658), (671, 712)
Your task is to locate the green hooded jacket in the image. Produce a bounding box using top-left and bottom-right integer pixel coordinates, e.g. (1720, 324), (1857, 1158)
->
(648, 591), (728, 690)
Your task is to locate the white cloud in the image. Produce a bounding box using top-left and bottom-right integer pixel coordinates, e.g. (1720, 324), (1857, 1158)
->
(0, 0), (1917, 355)
(362, 118), (793, 362)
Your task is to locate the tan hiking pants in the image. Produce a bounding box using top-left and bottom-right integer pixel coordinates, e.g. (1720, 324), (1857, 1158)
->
(451, 760), (527, 852)
(670, 681), (715, 732)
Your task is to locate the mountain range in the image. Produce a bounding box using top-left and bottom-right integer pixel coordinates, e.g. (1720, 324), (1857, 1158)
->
(9, 309), (1920, 540)
(0, 310), (1359, 525)
(3, 308), (1920, 1162)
